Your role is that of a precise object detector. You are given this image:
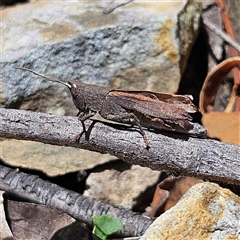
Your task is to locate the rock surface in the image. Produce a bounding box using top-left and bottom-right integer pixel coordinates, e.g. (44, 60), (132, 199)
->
(1, 0), (202, 109)
(1, 0), (202, 175)
(140, 182), (240, 240)
(202, 0), (224, 71)
(0, 138), (116, 176)
(84, 165), (161, 209)
(0, 191), (13, 240)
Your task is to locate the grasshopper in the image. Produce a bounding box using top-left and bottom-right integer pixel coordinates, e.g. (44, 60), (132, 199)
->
(17, 67), (207, 148)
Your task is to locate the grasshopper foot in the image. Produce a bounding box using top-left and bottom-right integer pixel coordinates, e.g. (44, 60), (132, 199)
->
(75, 130), (85, 142)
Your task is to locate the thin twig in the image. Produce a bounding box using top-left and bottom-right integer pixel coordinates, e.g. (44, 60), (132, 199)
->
(103, 0), (133, 14)
(203, 19), (240, 53)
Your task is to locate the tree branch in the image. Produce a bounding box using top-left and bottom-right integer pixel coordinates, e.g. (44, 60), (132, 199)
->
(1, 108), (240, 185)
(0, 164), (152, 237)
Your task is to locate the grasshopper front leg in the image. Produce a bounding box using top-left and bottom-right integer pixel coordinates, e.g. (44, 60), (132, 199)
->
(76, 110), (96, 141)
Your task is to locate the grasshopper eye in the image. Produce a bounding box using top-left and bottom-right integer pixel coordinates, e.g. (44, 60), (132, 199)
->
(68, 81), (79, 98)
(72, 83), (77, 88)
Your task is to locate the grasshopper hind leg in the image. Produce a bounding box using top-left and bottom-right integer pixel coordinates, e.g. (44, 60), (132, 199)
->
(130, 114), (150, 149)
(136, 124), (150, 149)
(99, 101), (150, 148)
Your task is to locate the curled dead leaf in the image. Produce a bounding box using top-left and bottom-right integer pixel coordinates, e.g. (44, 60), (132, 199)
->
(199, 57), (240, 145)
(199, 57), (240, 114)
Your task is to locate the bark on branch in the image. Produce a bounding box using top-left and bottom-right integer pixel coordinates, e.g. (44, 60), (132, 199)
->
(1, 108), (240, 185)
(0, 164), (152, 237)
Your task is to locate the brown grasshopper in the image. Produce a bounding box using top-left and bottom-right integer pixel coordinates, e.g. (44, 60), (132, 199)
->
(17, 67), (207, 148)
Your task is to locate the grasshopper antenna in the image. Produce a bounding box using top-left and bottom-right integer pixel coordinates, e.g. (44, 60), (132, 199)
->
(16, 67), (71, 89)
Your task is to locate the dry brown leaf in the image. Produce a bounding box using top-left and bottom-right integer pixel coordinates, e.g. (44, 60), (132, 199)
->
(202, 112), (240, 145)
(149, 176), (203, 219)
(199, 57), (240, 145)
(7, 200), (75, 239)
(6, 200), (108, 240)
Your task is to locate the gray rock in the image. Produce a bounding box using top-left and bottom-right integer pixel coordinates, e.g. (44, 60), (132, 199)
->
(1, 0), (202, 175)
(202, 0), (224, 71)
(140, 182), (240, 240)
(84, 165), (160, 209)
(0, 139), (116, 176)
(1, 0), (202, 110)
(0, 191), (13, 240)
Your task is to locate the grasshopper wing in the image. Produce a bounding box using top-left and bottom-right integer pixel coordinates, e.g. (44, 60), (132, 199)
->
(110, 90), (198, 113)
(107, 90), (197, 121)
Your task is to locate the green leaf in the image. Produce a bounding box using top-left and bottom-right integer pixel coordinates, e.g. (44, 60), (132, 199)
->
(92, 225), (108, 240)
(92, 214), (123, 240)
